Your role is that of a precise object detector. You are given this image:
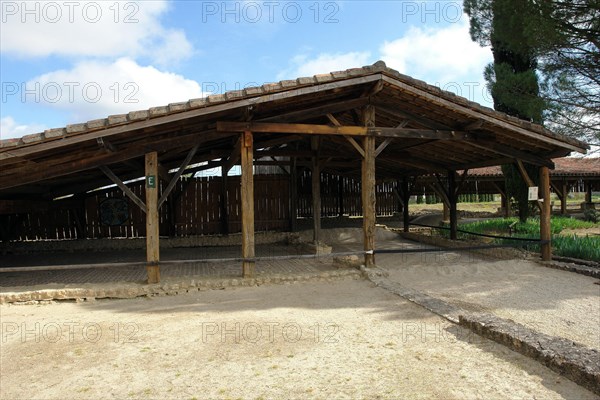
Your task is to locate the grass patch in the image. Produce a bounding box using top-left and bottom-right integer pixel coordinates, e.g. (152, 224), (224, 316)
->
(441, 217), (600, 261)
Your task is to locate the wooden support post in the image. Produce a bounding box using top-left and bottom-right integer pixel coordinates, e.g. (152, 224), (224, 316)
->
(501, 193), (510, 217)
(338, 175), (344, 217)
(491, 181), (509, 217)
(220, 166), (229, 235)
(540, 166), (552, 261)
(448, 171), (458, 240)
(402, 179), (410, 233)
(442, 202), (450, 222)
(362, 105), (376, 267)
(241, 131), (255, 278)
(289, 157), (298, 232)
(561, 182), (568, 215)
(586, 181), (593, 203)
(311, 137), (321, 243)
(145, 152), (160, 284)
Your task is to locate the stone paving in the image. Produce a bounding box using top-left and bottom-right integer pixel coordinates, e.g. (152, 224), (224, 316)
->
(0, 243), (342, 289)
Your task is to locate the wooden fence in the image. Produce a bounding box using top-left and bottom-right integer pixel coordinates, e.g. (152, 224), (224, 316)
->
(3, 172), (400, 241)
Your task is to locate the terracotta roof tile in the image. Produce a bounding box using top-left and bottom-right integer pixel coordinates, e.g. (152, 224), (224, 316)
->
(0, 60), (589, 154)
(469, 158), (600, 177)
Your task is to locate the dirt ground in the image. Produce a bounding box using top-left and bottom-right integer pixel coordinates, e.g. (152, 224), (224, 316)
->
(380, 252), (600, 351)
(1, 279), (598, 399)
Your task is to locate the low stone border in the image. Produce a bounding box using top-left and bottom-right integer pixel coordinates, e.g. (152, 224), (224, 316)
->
(362, 266), (460, 323)
(0, 269), (362, 305)
(398, 231), (600, 279)
(541, 260), (600, 279)
(396, 231), (526, 260)
(459, 312), (600, 396)
(552, 255), (599, 269)
(362, 270), (600, 395)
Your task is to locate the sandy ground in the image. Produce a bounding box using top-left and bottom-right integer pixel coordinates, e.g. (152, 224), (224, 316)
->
(1, 279), (598, 399)
(380, 252), (600, 351)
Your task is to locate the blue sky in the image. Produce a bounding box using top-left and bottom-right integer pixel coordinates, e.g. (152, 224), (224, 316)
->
(1, 0), (494, 140)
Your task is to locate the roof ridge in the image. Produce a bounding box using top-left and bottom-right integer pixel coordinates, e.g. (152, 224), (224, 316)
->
(0, 61), (589, 153)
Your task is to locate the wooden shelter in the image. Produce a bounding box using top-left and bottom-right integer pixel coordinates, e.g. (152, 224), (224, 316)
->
(0, 61), (589, 282)
(413, 158), (600, 216)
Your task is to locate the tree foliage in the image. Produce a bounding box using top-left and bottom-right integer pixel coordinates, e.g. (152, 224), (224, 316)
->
(464, 0), (600, 145)
(466, 0), (544, 221)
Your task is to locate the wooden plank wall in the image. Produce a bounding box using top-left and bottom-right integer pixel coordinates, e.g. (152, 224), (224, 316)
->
(5, 172), (398, 241)
(297, 170), (398, 218)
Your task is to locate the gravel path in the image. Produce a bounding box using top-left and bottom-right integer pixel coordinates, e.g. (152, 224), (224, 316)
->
(1, 279), (598, 399)
(381, 253), (600, 351)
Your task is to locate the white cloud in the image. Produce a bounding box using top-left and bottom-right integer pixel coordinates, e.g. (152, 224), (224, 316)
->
(0, 116), (46, 140)
(0, 0), (193, 65)
(277, 51), (372, 80)
(380, 18), (492, 103)
(26, 58), (204, 121)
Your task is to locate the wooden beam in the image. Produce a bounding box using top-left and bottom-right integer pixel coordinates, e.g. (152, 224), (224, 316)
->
(462, 120), (484, 130)
(429, 182), (450, 208)
(344, 136), (365, 158)
(99, 166), (147, 213)
(539, 166), (552, 261)
(290, 156), (298, 231)
(561, 181), (568, 215)
(401, 178), (411, 232)
(0, 130), (230, 191)
(381, 75), (587, 153)
(516, 160), (535, 187)
(218, 121), (367, 136)
(374, 103), (453, 130)
(223, 136), (242, 173)
(258, 97), (369, 123)
(362, 105), (376, 267)
(158, 144), (199, 209)
(145, 152), (160, 284)
(467, 139), (554, 168)
(220, 163), (229, 234)
(0, 75), (383, 162)
(370, 127), (467, 140)
(240, 131), (255, 278)
(374, 138), (392, 157)
(448, 171), (458, 240)
(218, 121), (468, 140)
(326, 113), (342, 127)
(311, 137), (322, 244)
(490, 181), (506, 197)
(157, 164), (171, 183)
(361, 79), (384, 97)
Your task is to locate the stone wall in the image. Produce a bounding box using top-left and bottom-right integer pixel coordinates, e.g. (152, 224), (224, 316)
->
(459, 312), (600, 396)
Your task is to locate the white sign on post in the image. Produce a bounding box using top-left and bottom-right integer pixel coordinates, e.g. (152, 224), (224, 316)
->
(528, 186), (539, 201)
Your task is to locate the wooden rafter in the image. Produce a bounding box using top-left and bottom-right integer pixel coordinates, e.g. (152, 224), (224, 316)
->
(344, 136), (365, 158)
(158, 144), (200, 209)
(382, 75), (586, 153)
(217, 121), (467, 140)
(466, 138), (554, 168)
(99, 165), (147, 213)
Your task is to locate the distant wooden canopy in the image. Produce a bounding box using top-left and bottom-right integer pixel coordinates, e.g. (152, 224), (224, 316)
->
(0, 61), (590, 281)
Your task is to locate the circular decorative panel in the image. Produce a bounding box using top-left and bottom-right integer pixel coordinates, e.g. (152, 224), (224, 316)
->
(99, 198), (129, 226)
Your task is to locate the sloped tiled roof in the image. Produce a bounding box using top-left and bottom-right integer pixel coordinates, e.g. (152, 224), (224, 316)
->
(469, 158), (600, 177)
(0, 61), (587, 151)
